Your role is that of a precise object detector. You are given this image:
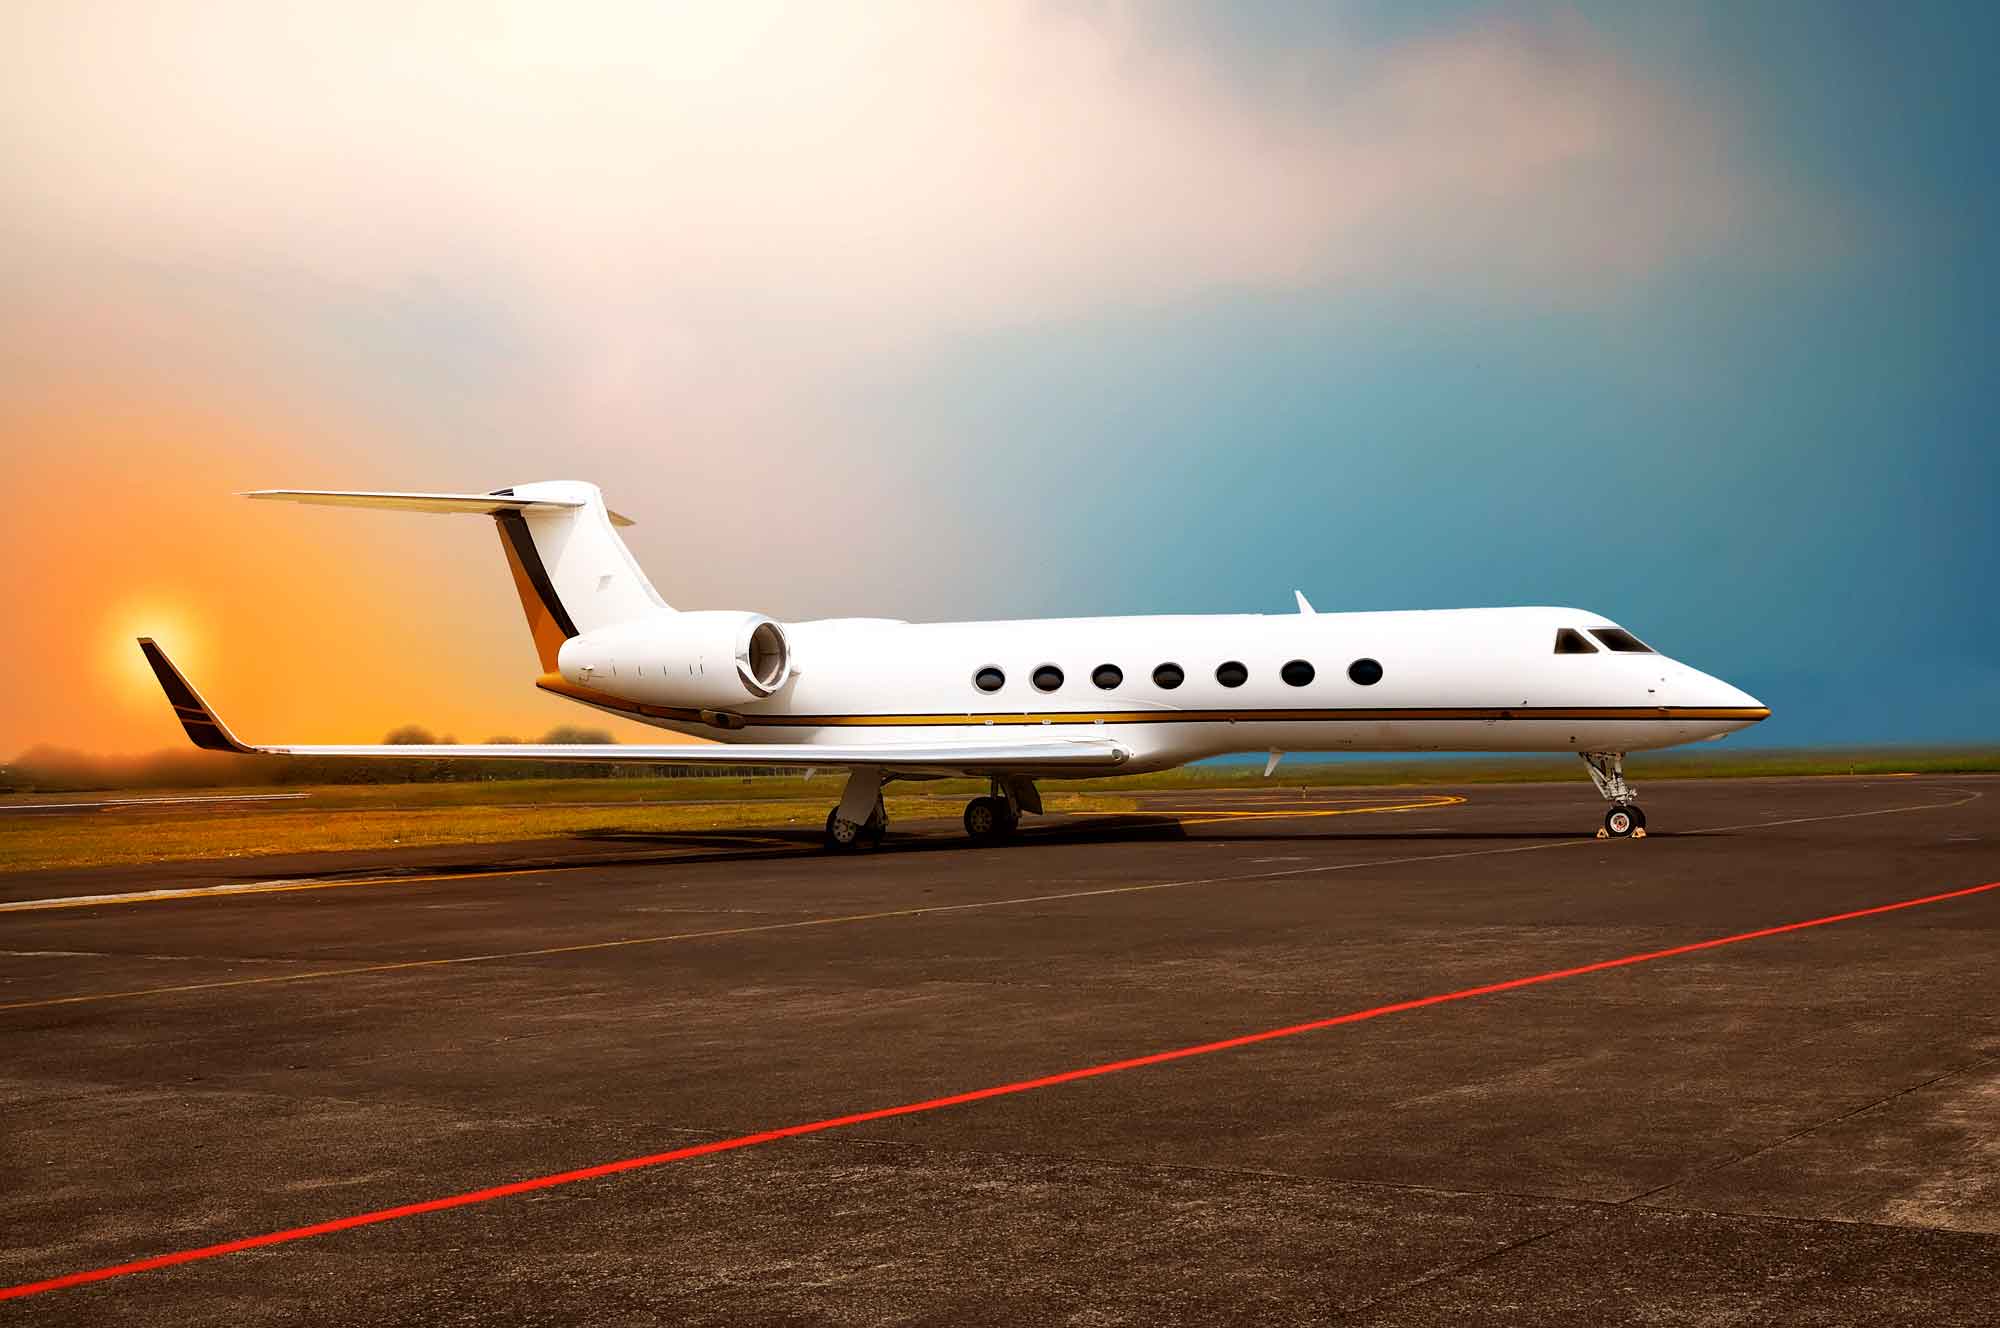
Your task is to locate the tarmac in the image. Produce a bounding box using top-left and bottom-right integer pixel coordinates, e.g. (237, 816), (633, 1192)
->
(1, 774), (1996, 1325)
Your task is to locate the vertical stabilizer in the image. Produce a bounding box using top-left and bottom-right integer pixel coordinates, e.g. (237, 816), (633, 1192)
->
(490, 482), (669, 668)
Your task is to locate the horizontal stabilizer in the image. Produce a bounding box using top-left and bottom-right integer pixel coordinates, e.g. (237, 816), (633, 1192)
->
(245, 489), (636, 527)
(137, 641), (1128, 775)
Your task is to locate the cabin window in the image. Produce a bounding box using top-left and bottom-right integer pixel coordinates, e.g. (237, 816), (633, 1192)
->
(973, 666), (1006, 693)
(1348, 657), (1383, 686)
(1032, 664), (1065, 692)
(1092, 664), (1123, 690)
(1215, 660), (1248, 688)
(1554, 629), (1598, 655)
(1153, 662), (1185, 689)
(1589, 627), (1654, 654)
(1280, 659), (1315, 687)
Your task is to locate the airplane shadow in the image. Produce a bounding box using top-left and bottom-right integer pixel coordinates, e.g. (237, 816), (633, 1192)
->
(571, 815), (1671, 861)
(185, 814), (1699, 890)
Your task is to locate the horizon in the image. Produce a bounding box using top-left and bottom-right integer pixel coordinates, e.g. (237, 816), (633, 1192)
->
(5, 2), (1994, 757)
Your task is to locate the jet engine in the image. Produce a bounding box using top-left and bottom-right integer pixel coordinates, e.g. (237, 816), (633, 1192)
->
(556, 610), (793, 711)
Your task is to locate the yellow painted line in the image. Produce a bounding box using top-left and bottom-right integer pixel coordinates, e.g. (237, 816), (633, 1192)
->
(0, 789), (1981, 1016)
(1070, 794), (1464, 826)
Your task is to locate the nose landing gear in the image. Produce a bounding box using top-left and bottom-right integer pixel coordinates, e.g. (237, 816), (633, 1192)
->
(1582, 752), (1647, 839)
(1603, 803), (1646, 838)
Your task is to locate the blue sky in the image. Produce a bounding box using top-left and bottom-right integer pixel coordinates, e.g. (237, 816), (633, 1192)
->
(869, 2), (1999, 745)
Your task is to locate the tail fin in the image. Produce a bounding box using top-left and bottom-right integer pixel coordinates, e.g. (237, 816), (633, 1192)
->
(245, 481), (668, 670)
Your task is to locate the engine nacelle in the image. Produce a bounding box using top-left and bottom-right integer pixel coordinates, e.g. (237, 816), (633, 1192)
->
(556, 610), (792, 712)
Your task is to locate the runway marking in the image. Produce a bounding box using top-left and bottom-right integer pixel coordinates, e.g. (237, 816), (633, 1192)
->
(0, 864), (606, 915)
(5, 873), (1995, 1305)
(0, 793), (311, 814)
(0, 788), (1979, 1015)
(0, 839), (801, 916)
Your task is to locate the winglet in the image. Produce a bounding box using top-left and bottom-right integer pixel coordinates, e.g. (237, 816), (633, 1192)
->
(1294, 590), (1315, 614)
(137, 639), (254, 755)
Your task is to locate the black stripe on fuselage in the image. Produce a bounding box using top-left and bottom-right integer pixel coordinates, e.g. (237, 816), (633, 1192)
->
(493, 510), (579, 639)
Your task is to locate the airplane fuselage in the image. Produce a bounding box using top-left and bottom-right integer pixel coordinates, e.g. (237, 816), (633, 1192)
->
(539, 605), (1768, 776)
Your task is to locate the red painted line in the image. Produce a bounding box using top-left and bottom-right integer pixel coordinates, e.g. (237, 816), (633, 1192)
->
(6, 877), (1996, 1304)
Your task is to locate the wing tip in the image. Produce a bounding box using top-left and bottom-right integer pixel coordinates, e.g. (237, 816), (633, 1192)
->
(136, 639), (252, 755)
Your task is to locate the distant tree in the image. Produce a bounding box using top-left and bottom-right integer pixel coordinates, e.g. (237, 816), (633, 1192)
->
(483, 735), (521, 745)
(384, 725), (437, 745)
(537, 726), (616, 745)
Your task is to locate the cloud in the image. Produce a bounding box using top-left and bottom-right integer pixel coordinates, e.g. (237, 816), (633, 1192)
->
(5, 4), (1793, 351)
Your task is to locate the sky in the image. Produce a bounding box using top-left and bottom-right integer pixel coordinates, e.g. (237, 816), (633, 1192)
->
(2, 1), (1993, 755)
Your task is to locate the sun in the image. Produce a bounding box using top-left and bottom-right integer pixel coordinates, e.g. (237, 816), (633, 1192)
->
(104, 601), (204, 712)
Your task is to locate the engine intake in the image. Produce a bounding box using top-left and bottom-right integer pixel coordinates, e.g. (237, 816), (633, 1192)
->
(556, 611), (793, 711)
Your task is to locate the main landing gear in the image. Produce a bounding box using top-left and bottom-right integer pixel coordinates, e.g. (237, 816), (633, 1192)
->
(822, 767), (887, 852)
(963, 794), (1017, 843)
(1581, 752), (1647, 839)
(819, 769), (1044, 851)
(965, 775), (1040, 845)
(823, 802), (885, 851)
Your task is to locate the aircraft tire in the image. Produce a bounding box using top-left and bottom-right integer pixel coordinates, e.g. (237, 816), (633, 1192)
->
(824, 808), (867, 852)
(964, 796), (1010, 843)
(1604, 805), (1641, 838)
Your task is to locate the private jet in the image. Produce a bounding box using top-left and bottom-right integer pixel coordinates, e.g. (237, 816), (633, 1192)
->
(141, 481), (1768, 849)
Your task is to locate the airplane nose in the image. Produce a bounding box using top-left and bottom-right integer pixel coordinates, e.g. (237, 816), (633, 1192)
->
(1672, 664), (1767, 721)
(1709, 674), (1768, 720)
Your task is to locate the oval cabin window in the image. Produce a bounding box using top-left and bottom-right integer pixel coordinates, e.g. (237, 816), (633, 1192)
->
(1092, 664), (1123, 689)
(973, 667), (1006, 693)
(1215, 661), (1248, 688)
(1280, 659), (1315, 687)
(1348, 657), (1383, 686)
(1032, 664), (1065, 692)
(1153, 662), (1185, 690)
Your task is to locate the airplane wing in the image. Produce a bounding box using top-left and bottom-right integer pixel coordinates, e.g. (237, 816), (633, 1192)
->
(138, 640), (1128, 776)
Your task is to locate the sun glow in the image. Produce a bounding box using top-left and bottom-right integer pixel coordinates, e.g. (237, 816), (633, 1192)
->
(104, 602), (203, 712)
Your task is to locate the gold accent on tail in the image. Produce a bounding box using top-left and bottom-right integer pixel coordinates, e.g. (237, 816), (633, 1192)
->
(497, 524), (571, 673)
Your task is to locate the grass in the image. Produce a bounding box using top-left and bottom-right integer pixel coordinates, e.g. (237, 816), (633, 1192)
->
(3, 747), (1993, 873)
(1058, 746), (2000, 792)
(0, 787), (1133, 873)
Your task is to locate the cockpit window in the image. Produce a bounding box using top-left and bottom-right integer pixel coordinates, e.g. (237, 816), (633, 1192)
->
(1589, 627), (1654, 654)
(1554, 628), (1598, 655)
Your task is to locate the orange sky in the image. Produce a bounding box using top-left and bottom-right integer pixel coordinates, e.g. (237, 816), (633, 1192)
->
(0, 388), (668, 756)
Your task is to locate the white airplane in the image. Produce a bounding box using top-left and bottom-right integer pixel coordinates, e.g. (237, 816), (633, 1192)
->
(142, 481), (1768, 849)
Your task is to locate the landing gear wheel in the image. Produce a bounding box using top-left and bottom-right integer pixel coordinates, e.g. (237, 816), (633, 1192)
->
(825, 807), (884, 852)
(964, 796), (1017, 844)
(1603, 805), (1644, 839)
(825, 808), (862, 851)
